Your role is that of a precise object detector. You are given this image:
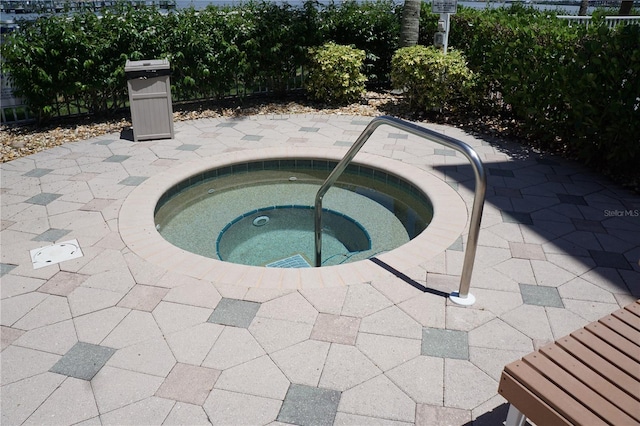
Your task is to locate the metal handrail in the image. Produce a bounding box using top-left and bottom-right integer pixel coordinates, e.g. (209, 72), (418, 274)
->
(314, 115), (487, 305)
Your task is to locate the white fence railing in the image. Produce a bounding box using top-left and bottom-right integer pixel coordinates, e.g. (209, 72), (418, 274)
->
(558, 15), (640, 28)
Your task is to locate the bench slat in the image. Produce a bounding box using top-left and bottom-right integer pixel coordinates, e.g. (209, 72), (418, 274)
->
(503, 361), (606, 425)
(613, 307), (640, 331)
(571, 329), (639, 379)
(522, 351), (636, 425)
(555, 335), (640, 400)
(500, 301), (640, 426)
(498, 370), (574, 426)
(585, 322), (640, 362)
(599, 314), (640, 346)
(539, 343), (640, 421)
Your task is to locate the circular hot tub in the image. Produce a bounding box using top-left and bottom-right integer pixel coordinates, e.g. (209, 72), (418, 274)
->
(153, 158), (434, 267)
(119, 147), (468, 288)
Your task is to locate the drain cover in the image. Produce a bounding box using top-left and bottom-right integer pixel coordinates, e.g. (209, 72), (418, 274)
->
(266, 254), (311, 268)
(31, 239), (83, 269)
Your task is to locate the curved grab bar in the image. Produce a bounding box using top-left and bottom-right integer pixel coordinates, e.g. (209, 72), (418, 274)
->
(314, 115), (486, 305)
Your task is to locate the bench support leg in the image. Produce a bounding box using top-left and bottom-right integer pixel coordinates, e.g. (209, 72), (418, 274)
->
(505, 404), (526, 426)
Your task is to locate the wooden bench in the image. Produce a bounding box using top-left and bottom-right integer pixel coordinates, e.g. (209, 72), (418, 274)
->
(498, 300), (640, 426)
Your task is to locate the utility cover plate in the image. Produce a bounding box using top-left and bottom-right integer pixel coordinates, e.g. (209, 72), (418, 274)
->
(31, 239), (83, 269)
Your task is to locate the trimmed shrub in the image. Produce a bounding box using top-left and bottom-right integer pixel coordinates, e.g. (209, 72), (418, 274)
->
(305, 42), (368, 105)
(391, 45), (475, 111)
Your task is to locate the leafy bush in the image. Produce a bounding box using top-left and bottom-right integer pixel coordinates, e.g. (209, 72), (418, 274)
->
(449, 5), (640, 179)
(1, 4), (168, 121)
(234, 1), (320, 95)
(305, 42), (367, 105)
(391, 45), (475, 111)
(318, 0), (401, 83)
(563, 22), (640, 176)
(161, 7), (242, 100)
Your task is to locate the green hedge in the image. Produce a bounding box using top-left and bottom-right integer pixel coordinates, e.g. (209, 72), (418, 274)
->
(447, 5), (640, 178)
(2, 2), (638, 180)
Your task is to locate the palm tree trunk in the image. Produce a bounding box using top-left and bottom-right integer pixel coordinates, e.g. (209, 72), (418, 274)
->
(578, 0), (588, 15)
(400, 0), (421, 48)
(619, 0), (633, 15)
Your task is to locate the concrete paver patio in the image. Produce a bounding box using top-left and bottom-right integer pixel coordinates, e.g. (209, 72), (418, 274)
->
(1, 114), (638, 425)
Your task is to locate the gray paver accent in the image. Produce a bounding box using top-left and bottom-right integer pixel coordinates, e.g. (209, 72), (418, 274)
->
(242, 135), (263, 141)
(207, 298), (261, 328)
(572, 218), (606, 233)
(519, 283), (564, 308)
(277, 384), (341, 426)
(1, 263), (17, 276)
(300, 127), (320, 132)
(388, 133), (408, 139)
(176, 144), (201, 151)
(49, 341), (116, 380)
(94, 139), (115, 145)
(216, 122), (237, 127)
(489, 168), (514, 177)
(501, 210), (533, 225)
(334, 141), (352, 147)
(25, 193), (61, 205)
(103, 155), (130, 163)
(23, 168), (53, 177)
(589, 250), (632, 270)
(556, 193), (587, 206)
(119, 176), (148, 186)
(494, 187), (522, 198)
(448, 236), (463, 252)
(434, 149), (457, 156)
(421, 328), (469, 360)
(32, 228), (71, 242)
(536, 157), (560, 166)
(547, 173), (573, 183)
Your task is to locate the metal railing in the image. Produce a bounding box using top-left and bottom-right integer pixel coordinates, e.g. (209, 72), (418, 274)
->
(557, 15), (640, 28)
(313, 115), (487, 305)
